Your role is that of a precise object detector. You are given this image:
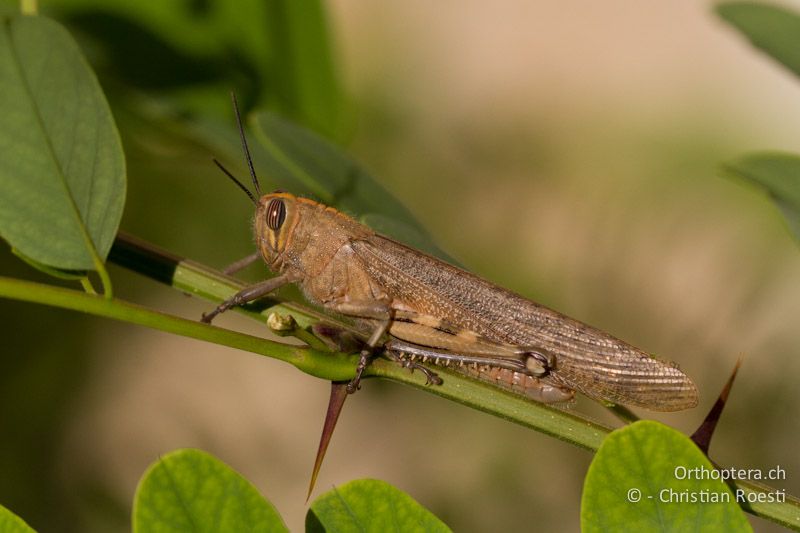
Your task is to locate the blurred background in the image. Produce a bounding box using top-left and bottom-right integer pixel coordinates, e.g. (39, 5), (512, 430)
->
(1, 0), (800, 531)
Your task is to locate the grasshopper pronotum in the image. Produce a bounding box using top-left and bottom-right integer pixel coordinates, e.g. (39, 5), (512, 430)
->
(203, 95), (698, 412)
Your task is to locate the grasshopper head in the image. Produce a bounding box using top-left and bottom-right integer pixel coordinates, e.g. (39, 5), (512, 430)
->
(254, 191), (301, 269)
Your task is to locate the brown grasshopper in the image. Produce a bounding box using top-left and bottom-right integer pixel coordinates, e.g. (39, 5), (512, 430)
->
(203, 95), (698, 412)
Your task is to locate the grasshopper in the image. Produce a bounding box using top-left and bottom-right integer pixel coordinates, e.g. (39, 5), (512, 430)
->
(203, 95), (698, 412)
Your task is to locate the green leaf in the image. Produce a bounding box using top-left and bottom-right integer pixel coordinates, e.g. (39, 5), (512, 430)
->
(306, 479), (451, 533)
(133, 448), (287, 533)
(0, 504), (36, 533)
(249, 111), (458, 263)
(581, 421), (751, 532)
(721, 152), (800, 241)
(716, 2), (800, 79)
(57, 0), (348, 140)
(0, 15), (126, 271)
(262, 0), (349, 140)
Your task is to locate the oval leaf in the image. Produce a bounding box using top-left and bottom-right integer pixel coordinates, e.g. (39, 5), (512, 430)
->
(0, 15), (125, 271)
(133, 448), (287, 533)
(722, 152), (800, 241)
(306, 478), (451, 533)
(262, 0), (349, 140)
(0, 504), (36, 533)
(60, 0), (348, 140)
(582, 420), (750, 532)
(717, 2), (800, 79)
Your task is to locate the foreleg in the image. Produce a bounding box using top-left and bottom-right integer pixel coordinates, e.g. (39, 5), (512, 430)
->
(201, 272), (297, 323)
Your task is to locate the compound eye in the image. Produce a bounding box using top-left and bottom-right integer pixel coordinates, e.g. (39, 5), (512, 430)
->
(266, 198), (287, 230)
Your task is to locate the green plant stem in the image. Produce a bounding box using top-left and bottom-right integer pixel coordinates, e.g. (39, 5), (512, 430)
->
(109, 232), (333, 329)
(1, 232), (798, 528)
(95, 256), (114, 299)
(607, 404), (640, 424)
(79, 276), (97, 295)
(0, 275), (352, 380)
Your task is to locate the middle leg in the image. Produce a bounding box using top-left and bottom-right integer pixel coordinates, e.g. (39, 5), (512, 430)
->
(326, 299), (395, 393)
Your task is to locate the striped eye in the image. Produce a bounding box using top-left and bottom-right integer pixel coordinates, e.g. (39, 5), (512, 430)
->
(266, 198), (286, 230)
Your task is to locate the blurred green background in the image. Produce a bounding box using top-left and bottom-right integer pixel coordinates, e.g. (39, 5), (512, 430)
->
(1, 1), (799, 531)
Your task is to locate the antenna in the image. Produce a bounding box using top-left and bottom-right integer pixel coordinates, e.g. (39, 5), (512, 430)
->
(231, 92), (262, 197)
(212, 158), (257, 205)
